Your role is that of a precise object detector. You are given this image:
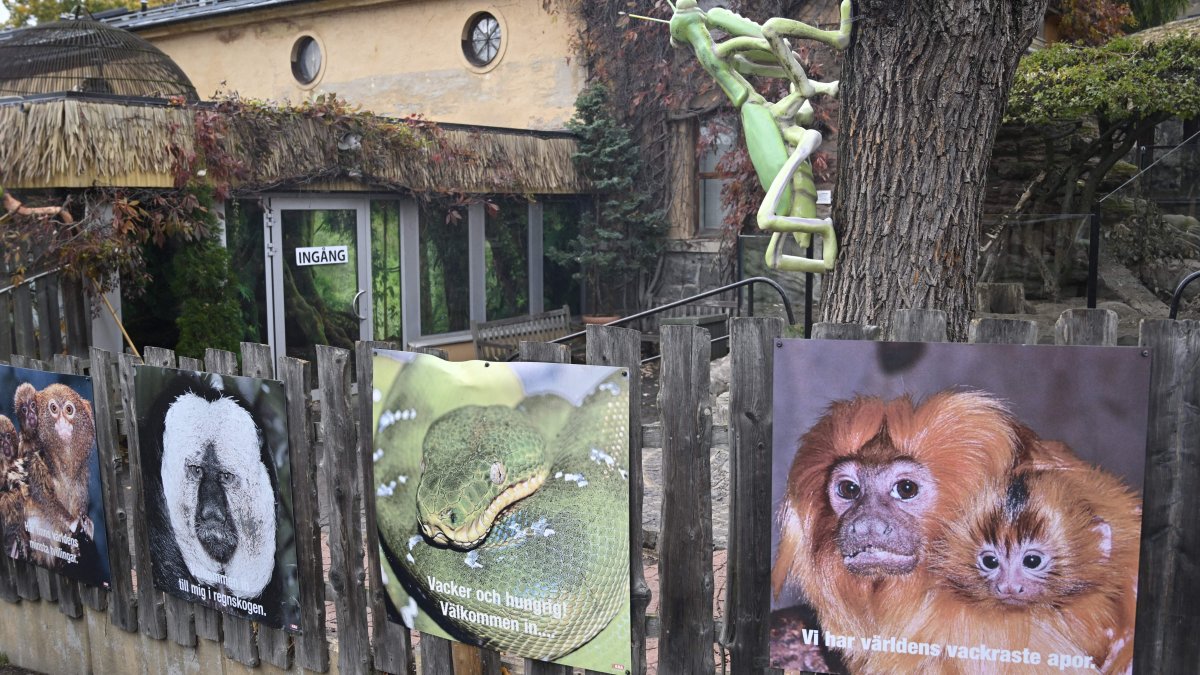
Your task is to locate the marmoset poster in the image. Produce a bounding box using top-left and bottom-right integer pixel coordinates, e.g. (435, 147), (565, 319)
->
(373, 351), (631, 674)
(0, 364), (110, 587)
(770, 340), (1149, 675)
(135, 365), (301, 631)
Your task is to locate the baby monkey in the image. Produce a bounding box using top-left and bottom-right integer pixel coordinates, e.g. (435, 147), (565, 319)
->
(932, 465), (1140, 674)
(0, 415), (29, 558)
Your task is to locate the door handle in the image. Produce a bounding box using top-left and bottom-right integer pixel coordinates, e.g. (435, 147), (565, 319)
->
(352, 289), (367, 321)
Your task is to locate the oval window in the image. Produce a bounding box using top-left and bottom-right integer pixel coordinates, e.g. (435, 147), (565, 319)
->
(291, 36), (322, 85)
(463, 13), (501, 67)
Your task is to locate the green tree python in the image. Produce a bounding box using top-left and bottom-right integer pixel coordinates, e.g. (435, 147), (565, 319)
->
(372, 353), (631, 669)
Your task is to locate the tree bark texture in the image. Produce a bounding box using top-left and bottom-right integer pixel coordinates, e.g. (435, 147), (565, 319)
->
(823, 0), (1047, 339)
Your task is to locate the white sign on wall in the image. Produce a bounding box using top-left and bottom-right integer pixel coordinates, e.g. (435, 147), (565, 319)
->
(816, 190), (832, 205)
(295, 246), (349, 266)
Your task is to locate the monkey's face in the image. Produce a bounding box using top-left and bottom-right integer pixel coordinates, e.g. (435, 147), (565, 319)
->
(39, 384), (91, 450)
(161, 392), (276, 597)
(828, 458), (938, 576)
(976, 539), (1055, 606)
(14, 383), (38, 439)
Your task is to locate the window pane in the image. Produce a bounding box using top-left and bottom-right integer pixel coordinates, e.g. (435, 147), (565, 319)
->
(542, 199), (583, 313)
(371, 201), (403, 342)
(485, 199), (529, 320)
(227, 199), (268, 342)
(419, 203), (470, 335)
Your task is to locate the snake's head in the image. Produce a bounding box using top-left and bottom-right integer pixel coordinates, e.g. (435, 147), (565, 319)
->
(416, 405), (548, 550)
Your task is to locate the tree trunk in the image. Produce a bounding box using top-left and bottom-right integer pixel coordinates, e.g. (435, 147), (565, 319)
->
(822, 0), (1047, 339)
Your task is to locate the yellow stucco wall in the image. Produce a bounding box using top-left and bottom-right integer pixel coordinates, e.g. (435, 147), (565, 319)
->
(138, 0), (585, 130)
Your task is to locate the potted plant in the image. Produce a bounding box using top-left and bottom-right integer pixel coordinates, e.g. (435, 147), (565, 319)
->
(551, 84), (665, 321)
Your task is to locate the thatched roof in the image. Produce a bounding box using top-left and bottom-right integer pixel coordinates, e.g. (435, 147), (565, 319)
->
(1134, 16), (1200, 43)
(0, 96), (588, 194)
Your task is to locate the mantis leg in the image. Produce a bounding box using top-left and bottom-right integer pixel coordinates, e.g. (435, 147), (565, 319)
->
(759, 128), (837, 272)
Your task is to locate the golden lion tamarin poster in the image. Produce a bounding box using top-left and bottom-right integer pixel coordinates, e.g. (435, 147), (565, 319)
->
(770, 340), (1149, 675)
(0, 364), (110, 587)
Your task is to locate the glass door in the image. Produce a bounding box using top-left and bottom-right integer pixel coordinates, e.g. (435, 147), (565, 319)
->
(264, 197), (372, 363)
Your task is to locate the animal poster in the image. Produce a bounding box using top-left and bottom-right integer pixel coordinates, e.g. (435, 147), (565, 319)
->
(134, 366), (301, 631)
(770, 340), (1149, 675)
(0, 365), (110, 587)
(373, 351), (631, 674)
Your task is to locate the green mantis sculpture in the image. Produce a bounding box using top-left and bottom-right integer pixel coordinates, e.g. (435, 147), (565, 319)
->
(665, 0), (851, 273)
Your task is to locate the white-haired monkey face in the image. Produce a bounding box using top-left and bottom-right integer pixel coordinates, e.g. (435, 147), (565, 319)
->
(161, 393), (276, 598)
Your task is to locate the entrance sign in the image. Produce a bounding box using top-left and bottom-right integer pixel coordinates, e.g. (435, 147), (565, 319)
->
(770, 340), (1149, 674)
(295, 245), (349, 266)
(373, 351), (632, 674)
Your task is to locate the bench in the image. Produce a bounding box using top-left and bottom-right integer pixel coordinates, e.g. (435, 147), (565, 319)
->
(470, 305), (573, 361)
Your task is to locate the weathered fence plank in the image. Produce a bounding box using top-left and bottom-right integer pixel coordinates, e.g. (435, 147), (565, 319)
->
(35, 276), (62, 359)
(419, 635), (455, 674)
(1055, 308), (1118, 346)
(890, 308), (948, 342)
(60, 279), (89, 358)
(12, 284), (36, 359)
(206, 348), (260, 667)
(316, 345), (371, 675)
(118, 351), (167, 640)
(518, 341), (573, 675)
(354, 340), (414, 675)
(278, 355), (329, 673)
(144, 346), (199, 649)
(810, 323), (880, 341)
(586, 325), (648, 675)
(968, 317), (1039, 345)
(90, 347), (136, 631)
(49, 353), (86, 619)
(1134, 319), (1200, 673)
(0, 290), (13, 362)
(657, 324), (714, 675)
(241, 342), (293, 670)
(723, 318), (784, 675)
(176, 357), (221, 642)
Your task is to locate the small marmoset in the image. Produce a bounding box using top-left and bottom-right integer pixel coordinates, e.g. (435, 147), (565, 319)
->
(0, 415), (29, 557)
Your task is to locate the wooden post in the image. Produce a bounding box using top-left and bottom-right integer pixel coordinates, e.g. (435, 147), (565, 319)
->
(278, 355), (330, 673)
(354, 341), (415, 675)
(723, 318), (784, 675)
(316, 345), (372, 675)
(419, 636), (455, 674)
(1134, 318), (1200, 672)
(656, 324), (714, 675)
(586, 325), (648, 675)
(811, 323), (880, 341)
(890, 309), (949, 342)
(206, 348), (260, 667)
(519, 340), (573, 675)
(90, 347), (137, 631)
(118, 351), (167, 640)
(176, 355), (223, 643)
(968, 318), (1039, 345)
(1055, 308), (1118, 346)
(241, 342), (293, 670)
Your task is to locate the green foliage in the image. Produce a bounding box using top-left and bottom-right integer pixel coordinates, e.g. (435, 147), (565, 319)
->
(1128, 0), (1189, 28)
(1007, 36), (1200, 126)
(170, 233), (246, 359)
(553, 83), (665, 314)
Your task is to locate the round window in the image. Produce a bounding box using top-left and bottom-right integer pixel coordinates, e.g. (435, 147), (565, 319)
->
(463, 13), (501, 67)
(291, 36), (322, 85)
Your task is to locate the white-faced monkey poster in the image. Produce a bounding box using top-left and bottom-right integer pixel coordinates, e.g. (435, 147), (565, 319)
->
(135, 366), (301, 631)
(373, 351), (631, 674)
(770, 340), (1149, 674)
(0, 364), (110, 587)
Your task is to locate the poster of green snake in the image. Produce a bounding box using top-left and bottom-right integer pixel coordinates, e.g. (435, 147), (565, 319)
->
(372, 350), (632, 673)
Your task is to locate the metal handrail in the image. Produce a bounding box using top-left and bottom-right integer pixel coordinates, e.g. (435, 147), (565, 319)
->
(553, 276), (794, 344)
(1170, 270), (1200, 320)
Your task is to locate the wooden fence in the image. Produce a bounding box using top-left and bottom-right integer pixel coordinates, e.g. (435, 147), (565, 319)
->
(0, 308), (1196, 675)
(0, 271), (91, 363)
